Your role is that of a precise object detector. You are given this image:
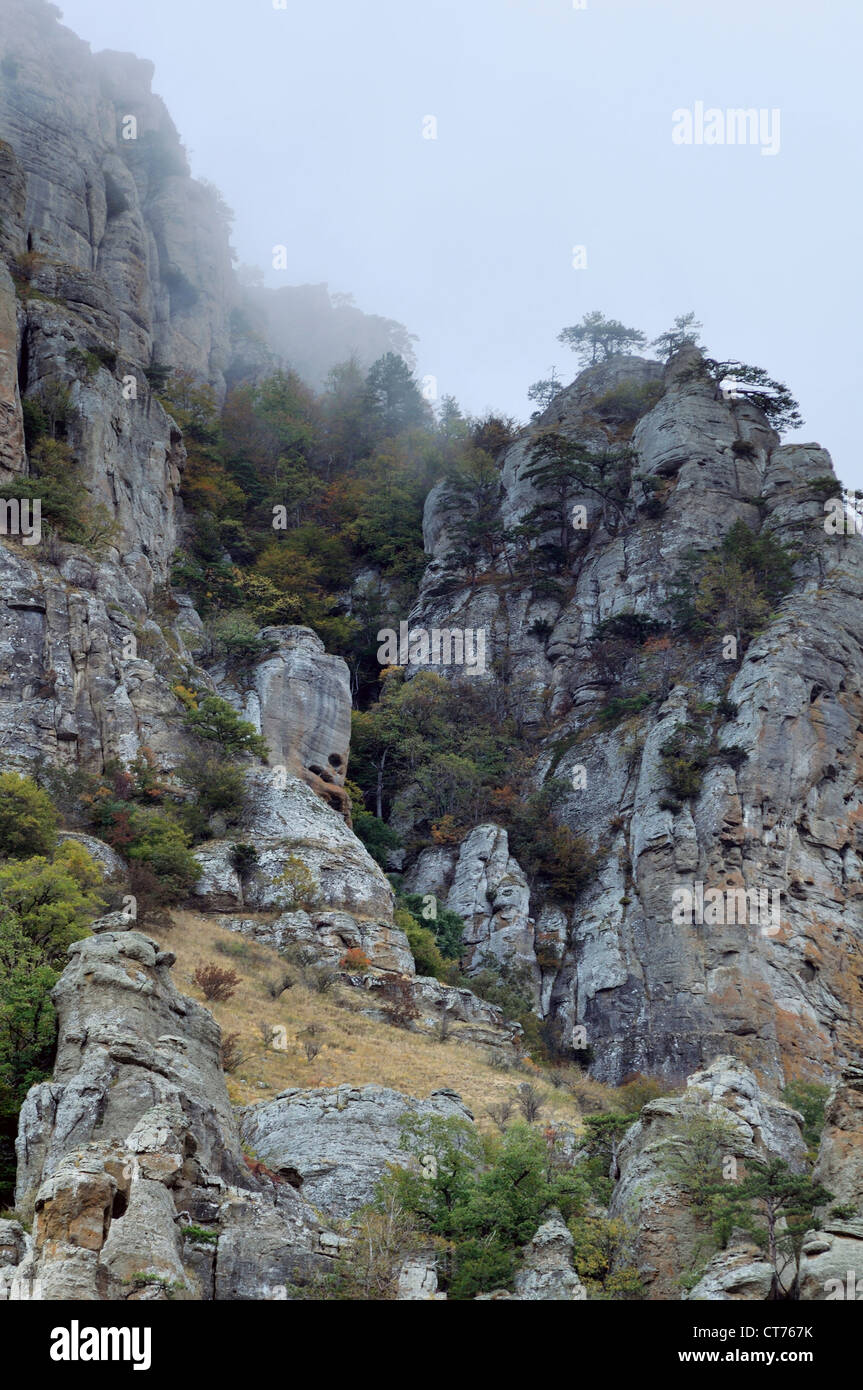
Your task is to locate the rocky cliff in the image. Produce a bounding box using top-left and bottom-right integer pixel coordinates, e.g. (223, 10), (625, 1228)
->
(0, 0), (860, 1304)
(406, 348), (863, 1088)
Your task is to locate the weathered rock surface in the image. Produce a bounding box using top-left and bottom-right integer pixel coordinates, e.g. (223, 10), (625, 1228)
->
(798, 1066), (863, 1300)
(396, 1254), (445, 1300)
(609, 1057), (807, 1299)
(405, 823), (539, 983)
(475, 1212), (587, 1301)
(407, 346), (863, 1084)
(8, 927), (334, 1300)
(687, 1244), (778, 1301)
(239, 1084), (474, 1219)
(216, 626), (352, 818)
(191, 767), (414, 970)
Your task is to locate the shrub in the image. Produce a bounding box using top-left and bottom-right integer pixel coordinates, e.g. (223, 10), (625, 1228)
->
(781, 1081), (830, 1157)
(339, 946), (372, 972)
(593, 380), (664, 426)
(486, 1099), (514, 1132)
(569, 1214), (644, 1299)
(303, 964), (337, 994)
(506, 781), (601, 907)
(0, 438), (118, 551)
(126, 812), (202, 899)
(516, 1082), (545, 1122)
(402, 893), (464, 960)
(219, 1033), (244, 1073)
(380, 1117), (589, 1299)
(598, 693), (653, 728)
(378, 974), (419, 1028)
(659, 722), (712, 802)
(667, 522), (795, 646)
(0, 852), (102, 959)
(0, 839), (103, 1205)
(351, 806), (402, 867)
(591, 612), (668, 645)
(183, 695), (269, 759)
(179, 752), (247, 825)
(469, 954), (536, 1033)
(274, 855), (319, 911)
(265, 972), (294, 999)
(210, 611), (275, 665)
(193, 962), (241, 1002)
(0, 774), (58, 859)
(229, 843), (259, 877)
(395, 907), (448, 980)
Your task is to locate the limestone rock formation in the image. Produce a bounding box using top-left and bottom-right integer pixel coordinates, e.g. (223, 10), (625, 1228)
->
(190, 766), (413, 971)
(0, 0), (861, 1308)
(6, 924), (335, 1300)
(405, 824), (537, 979)
(798, 1066), (863, 1300)
(609, 1057), (807, 1299)
(239, 1084), (474, 1219)
(476, 1212), (587, 1301)
(686, 1244), (777, 1301)
(407, 346), (863, 1085)
(215, 626), (353, 819)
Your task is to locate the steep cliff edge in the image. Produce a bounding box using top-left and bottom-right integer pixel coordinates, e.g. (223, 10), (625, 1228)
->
(404, 347), (863, 1086)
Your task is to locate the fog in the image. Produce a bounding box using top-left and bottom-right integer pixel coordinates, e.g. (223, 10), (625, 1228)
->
(55, 0), (861, 486)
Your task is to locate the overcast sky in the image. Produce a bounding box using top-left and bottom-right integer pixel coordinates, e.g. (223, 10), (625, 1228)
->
(55, 0), (861, 489)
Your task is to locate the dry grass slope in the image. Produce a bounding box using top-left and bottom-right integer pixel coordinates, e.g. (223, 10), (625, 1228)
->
(154, 911), (605, 1133)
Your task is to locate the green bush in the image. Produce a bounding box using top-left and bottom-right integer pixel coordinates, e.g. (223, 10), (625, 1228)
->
(395, 907), (449, 981)
(593, 380), (664, 425)
(183, 695), (269, 758)
(179, 752), (247, 825)
(569, 1214), (644, 1299)
(345, 780), (403, 869)
(0, 438), (117, 550)
(667, 521), (795, 646)
(0, 773), (59, 859)
(508, 782), (601, 904)
(274, 855), (319, 912)
(781, 1081), (831, 1157)
(402, 892), (464, 960)
(598, 693), (653, 728)
(379, 1116), (589, 1299)
(659, 721), (712, 802)
(0, 838), (103, 1204)
(210, 611), (275, 665)
(126, 812), (202, 898)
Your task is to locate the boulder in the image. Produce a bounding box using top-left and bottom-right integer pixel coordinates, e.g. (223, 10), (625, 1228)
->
(239, 1084), (474, 1219)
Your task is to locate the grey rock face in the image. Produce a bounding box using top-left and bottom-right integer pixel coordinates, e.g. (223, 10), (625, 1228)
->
(191, 768), (414, 970)
(687, 1245), (778, 1301)
(798, 1067), (863, 1301)
(406, 824), (538, 989)
(0, 259), (24, 478)
(0, 523), (215, 775)
(397, 1254), (445, 1300)
(217, 626), (352, 814)
(10, 927), (333, 1300)
(511, 1213), (587, 1300)
(239, 1084), (474, 1219)
(0, 1), (236, 397)
(609, 1057), (806, 1300)
(407, 347), (863, 1084)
